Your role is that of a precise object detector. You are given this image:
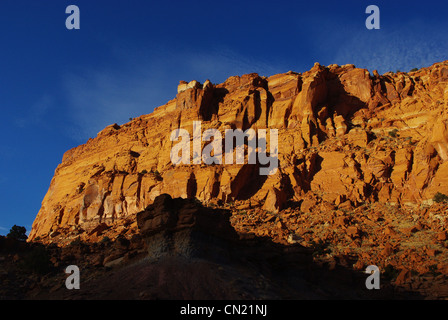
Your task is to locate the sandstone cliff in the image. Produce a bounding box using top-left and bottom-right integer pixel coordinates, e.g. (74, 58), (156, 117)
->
(29, 61), (448, 244)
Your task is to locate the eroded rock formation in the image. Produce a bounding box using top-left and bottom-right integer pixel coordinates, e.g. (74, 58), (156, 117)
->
(29, 61), (448, 244)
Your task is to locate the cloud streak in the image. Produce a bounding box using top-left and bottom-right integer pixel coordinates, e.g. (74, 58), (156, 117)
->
(62, 46), (287, 141)
(331, 19), (448, 74)
(14, 94), (54, 129)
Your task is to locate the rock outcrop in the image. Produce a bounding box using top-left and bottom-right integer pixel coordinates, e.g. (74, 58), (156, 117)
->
(3, 195), (402, 300)
(29, 60), (448, 244)
(136, 194), (239, 260)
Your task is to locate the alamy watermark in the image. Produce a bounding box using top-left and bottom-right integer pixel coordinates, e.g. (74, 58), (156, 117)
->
(365, 265), (380, 289)
(66, 5), (80, 30)
(64, 5), (378, 31)
(65, 265), (80, 290)
(170, 121), (278, 176)
(365, 5), (380, 30)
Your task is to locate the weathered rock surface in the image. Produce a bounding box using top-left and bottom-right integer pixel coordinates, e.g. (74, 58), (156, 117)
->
(29, 61), (448, 247)
(5, 194), (448, 299)
(0, 196), (421, 300)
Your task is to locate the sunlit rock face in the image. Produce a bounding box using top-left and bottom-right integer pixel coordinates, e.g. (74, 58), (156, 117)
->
(29, 61), (448, 243)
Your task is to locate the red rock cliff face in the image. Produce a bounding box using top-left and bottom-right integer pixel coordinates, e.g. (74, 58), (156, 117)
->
(29, 61), (448, 243)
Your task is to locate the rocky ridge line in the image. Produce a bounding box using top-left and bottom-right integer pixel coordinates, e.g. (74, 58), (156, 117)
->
(29, 61), (448, 253)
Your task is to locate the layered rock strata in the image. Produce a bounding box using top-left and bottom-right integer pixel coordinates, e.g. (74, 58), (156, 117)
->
(29, 61), (448, 243)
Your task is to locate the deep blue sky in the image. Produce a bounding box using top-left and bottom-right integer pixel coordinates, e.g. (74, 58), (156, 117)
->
(1, 0), (447, 236)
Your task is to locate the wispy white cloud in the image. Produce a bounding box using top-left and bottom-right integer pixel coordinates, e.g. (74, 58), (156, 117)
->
(331, 19), (448, 74)
(63, 68), (167, 141)
(181, 46), (284, 81)
(62, 46), (286, 141)
(14, 94), (54, 128)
